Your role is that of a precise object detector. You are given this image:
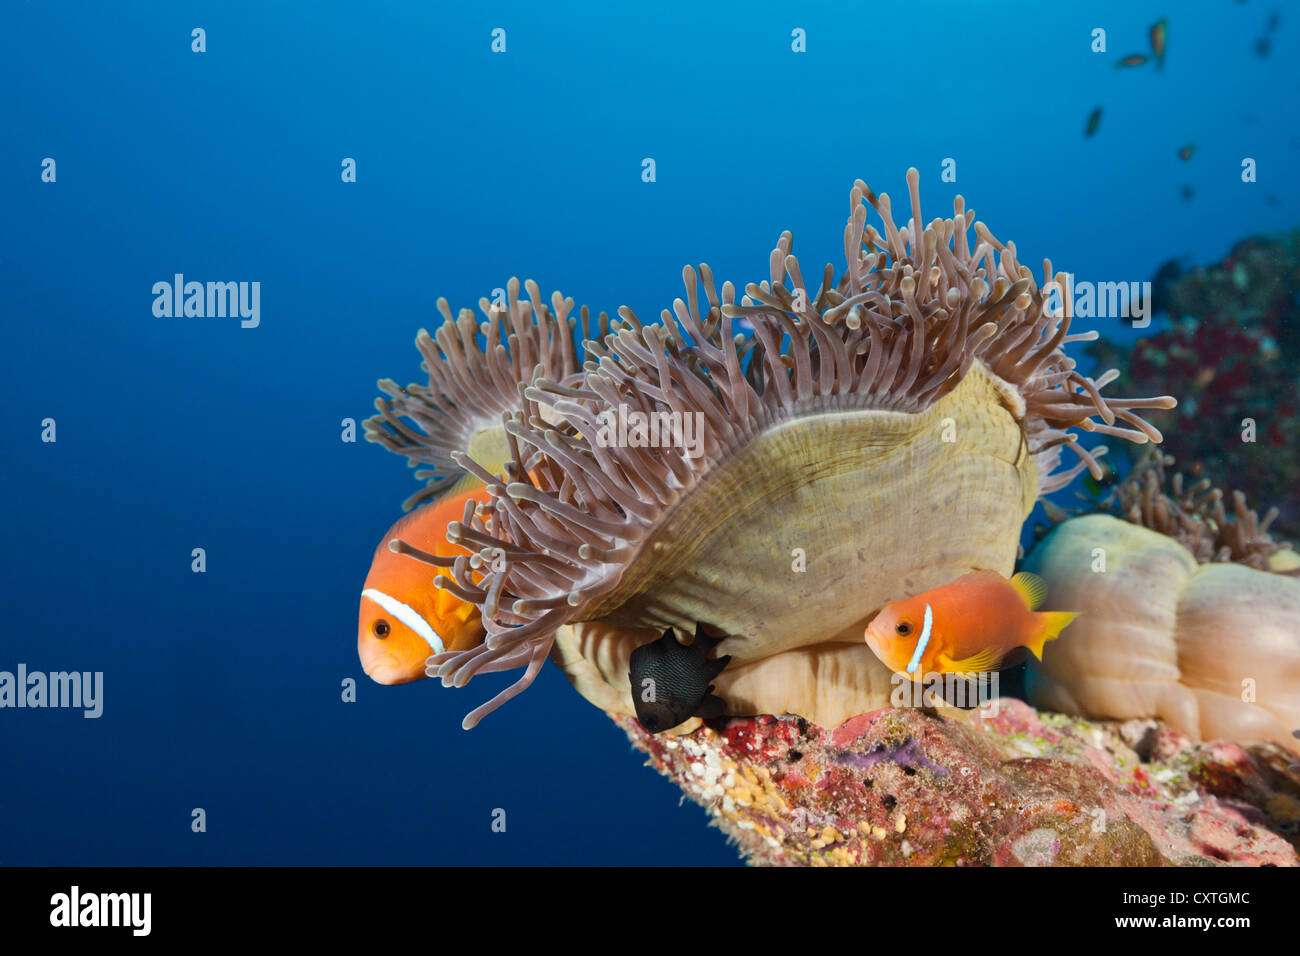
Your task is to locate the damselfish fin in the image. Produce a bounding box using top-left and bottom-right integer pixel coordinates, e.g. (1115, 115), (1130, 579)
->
(939, 646), (1004, 676)
(694, 688), (728, 720)
(1009, 571), (1048, 611)
(999, 646), (1030, 670)
(690, 621), (727, 654)
(702, 654), (731, 681)
(1026, 611), (1079, 660)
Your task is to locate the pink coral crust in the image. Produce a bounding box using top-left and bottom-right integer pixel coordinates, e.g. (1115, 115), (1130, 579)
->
(617, 700), (1300, 867)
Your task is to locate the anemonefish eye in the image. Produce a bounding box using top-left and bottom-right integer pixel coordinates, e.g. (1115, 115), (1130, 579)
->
(896, 621), (912, 636)
(372, 619), (391, 639)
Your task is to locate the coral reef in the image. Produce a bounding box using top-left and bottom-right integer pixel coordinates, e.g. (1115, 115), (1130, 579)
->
(617, 701), (1300, 866)
(1089, 231), (1300, 538)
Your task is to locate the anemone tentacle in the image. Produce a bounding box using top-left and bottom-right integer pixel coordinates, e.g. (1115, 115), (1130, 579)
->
(1095, 449), (1299, 573)
(363, 277), (610, 510)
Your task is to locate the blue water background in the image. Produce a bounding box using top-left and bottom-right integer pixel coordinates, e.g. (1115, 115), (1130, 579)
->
(1, 0), (1295, 864)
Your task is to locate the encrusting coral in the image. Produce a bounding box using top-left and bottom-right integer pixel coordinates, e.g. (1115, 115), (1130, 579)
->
(618, 702), (1300, 866)
(368, 169), (1173, 729)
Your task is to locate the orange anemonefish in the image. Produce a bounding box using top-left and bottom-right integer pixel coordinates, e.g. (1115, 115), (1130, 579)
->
(864, 571), (1078, 679)
(358, 481), (490, 685)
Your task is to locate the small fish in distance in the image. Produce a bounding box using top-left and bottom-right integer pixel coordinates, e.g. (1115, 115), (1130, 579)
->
(1149, 18), (1168, 67)
(1084, 107), (1103, 138)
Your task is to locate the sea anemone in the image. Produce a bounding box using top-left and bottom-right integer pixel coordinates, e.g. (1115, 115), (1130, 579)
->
(1025, 458), (1300, 751)
(364, 278), (607, 510)
(1103, 449), (1300, 573)
(375, 169), (1175, 729)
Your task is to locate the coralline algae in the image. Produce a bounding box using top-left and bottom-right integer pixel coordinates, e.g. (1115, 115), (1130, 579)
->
(617, 701), (1300, 866)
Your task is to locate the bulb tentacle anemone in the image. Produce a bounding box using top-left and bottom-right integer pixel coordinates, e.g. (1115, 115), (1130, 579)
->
(376, 170), (1176, 727)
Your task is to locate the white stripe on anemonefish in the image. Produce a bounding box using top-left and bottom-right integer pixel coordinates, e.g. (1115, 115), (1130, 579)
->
(906, 603), (933, 675)
(361, 588), (445, 655)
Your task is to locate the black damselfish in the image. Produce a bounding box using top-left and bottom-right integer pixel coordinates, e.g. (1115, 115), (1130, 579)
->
(628, 623), (732, 734)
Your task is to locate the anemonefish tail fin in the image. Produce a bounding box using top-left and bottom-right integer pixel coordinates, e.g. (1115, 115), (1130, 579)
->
(1009, 572), (1048, 610)
(1027, 611), (1079, 660)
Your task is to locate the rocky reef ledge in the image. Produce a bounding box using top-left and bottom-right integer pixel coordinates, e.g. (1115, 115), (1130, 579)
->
(615, 700), (1300, 866)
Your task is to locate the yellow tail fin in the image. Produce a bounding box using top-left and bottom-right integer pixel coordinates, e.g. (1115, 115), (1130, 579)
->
(1026, 611), (1078, 660)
